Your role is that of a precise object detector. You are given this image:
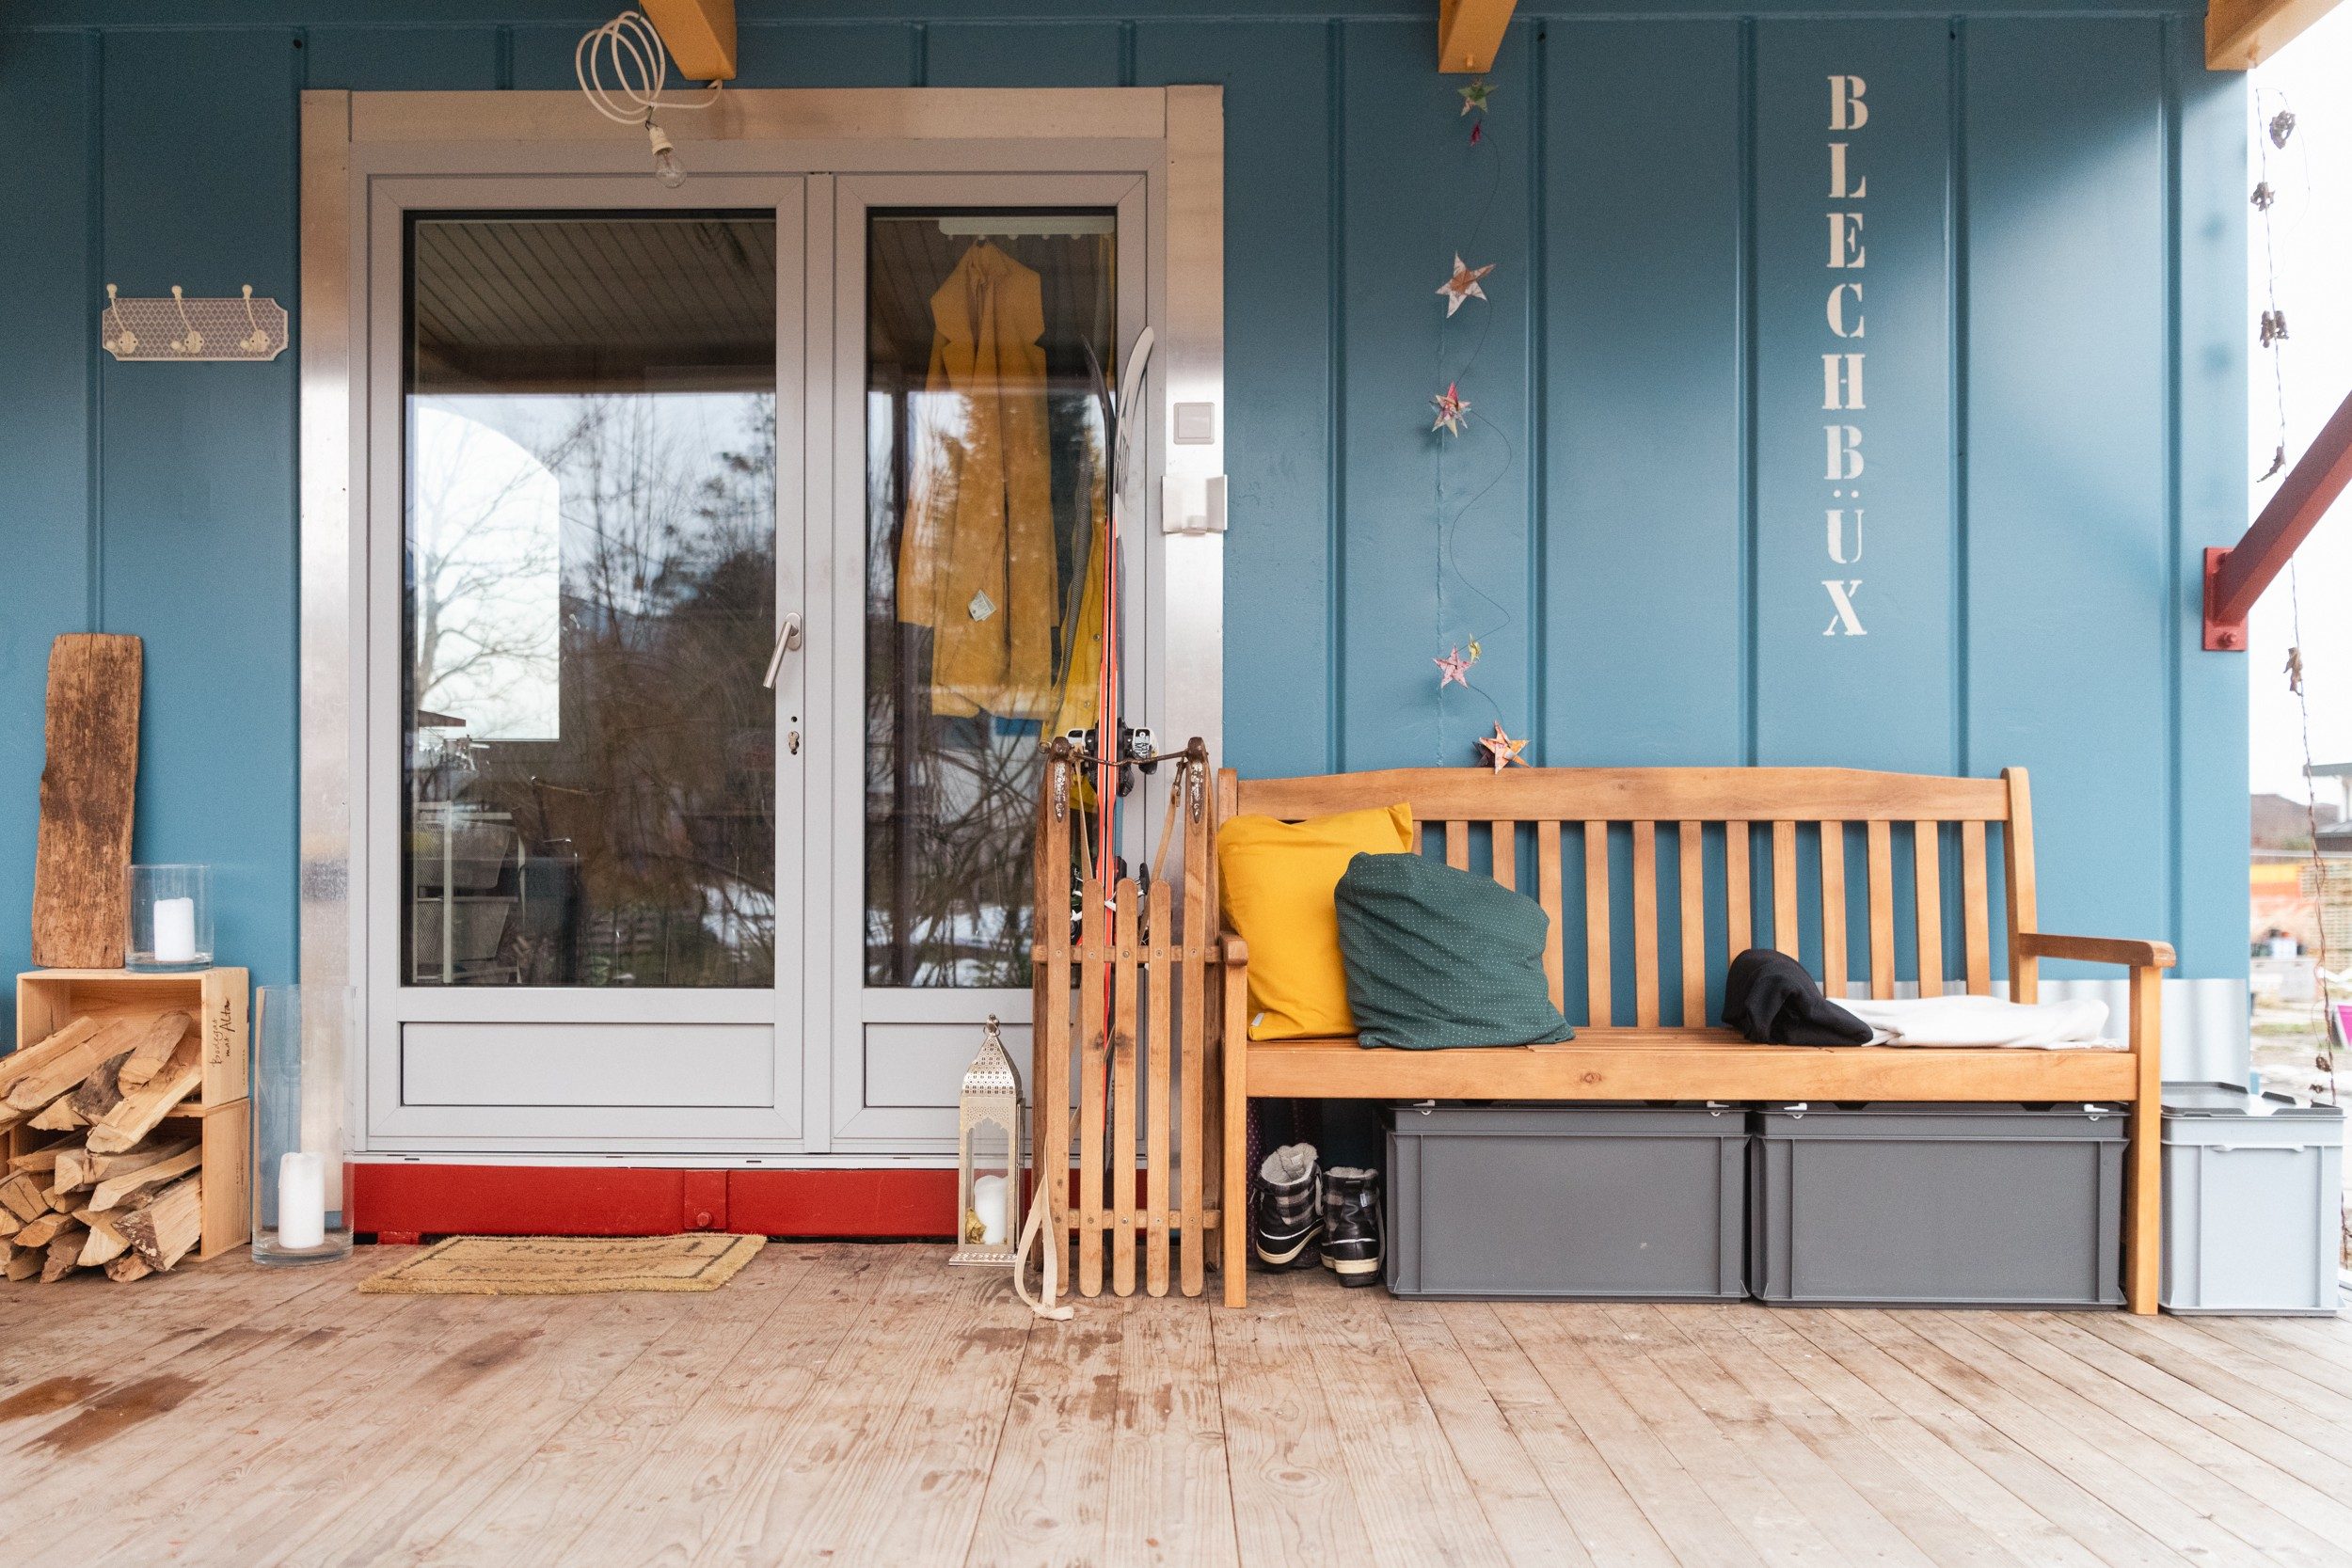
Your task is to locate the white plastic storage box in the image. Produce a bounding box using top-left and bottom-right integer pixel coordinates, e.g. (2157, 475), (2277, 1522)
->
(1383, 1103), (1745, 1300)
(2162, 1082), (2343, 1316)
(1750, 1101), (2126, 1308)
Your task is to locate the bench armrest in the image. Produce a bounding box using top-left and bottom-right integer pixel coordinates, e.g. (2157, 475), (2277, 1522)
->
(2014, 931), (2176, 970)
(1219, 933), (1249, 968)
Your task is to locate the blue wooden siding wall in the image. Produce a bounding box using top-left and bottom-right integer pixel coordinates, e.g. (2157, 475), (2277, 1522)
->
(0, 2), (2246, 1022)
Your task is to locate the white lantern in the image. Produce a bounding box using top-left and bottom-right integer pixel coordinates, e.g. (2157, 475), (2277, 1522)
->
(951, 1015), (1023, 1267)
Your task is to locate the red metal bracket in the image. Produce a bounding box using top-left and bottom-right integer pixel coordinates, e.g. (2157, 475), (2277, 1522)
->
(2205, 386), (2352, 650)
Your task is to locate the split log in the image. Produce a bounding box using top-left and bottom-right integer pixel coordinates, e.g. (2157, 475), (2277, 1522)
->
(40, 1227), (87, 1282)
(9, 1139), (75, 1175)
(0, 1173), (50, 1224)
(0, 1211), (18, 1241)
(115, 1012), (193, 1090)
(29, 1099), (87, 1132)
(74, 1211), (130, 1267)
(90, 1146), (201, 1212)
(41, 1185), (76, 1213)
(119, 1177), (201, 1272)
(104, 1253), (152, 1282)
(5, 1019), (133, 1114)
(69, 1051), (132, 1122)
(83, 1041), (200, 1155)
(0, 1017), (101, 1099)
(15, 1212), (71, 1249)
(8, 1246), (42, 1281)
(78, 1137), (195, 1189)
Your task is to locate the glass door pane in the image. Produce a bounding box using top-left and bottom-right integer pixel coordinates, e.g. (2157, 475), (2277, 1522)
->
(404, 213), (778, 988)
(863, 211), (1116, 988)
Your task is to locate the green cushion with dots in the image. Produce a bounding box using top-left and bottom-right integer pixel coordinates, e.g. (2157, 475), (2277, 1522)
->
(1332, 850), (1575, 1051)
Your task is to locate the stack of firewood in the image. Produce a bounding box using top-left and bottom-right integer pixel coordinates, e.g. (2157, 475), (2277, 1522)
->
(0, 1012), (208, 1282)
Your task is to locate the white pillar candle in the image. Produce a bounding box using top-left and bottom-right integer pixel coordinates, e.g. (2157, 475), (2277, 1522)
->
(973, 1174), (1009, 1247)
(278, 1151), (326, 1250)
(151, 896), (199, 964)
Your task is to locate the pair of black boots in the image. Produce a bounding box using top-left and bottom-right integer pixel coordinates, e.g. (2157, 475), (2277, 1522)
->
(1249, 1143), (1382, 1287)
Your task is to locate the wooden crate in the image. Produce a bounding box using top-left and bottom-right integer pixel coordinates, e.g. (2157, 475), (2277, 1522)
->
(17, 967), (248, 1110)
(11, 969), (252, 1266)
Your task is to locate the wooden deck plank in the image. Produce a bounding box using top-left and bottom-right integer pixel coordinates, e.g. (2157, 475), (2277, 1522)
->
(549, 1244), (897, 1566)
(1491, 1303), (1769, 1566)
(394, 1246), (830, 1565)
(1666, 1305), (2033, 1568)
(968, 1311), (1121, 1568)
(1955, 1311), (2352, 1538)
(711, 1255), (1017, 1564)
(1545, 1306), (1849, 1568)
(1213, 1275), (1379, 1566)
(2064, 1312), (2352, 1463)
(1291, 1275), (1514, 1568)
(1839, 1310), (2295, 1567)
(1770, 1308), (2193, 1568)
(1436, 1302), (1677, 1566)
(1612, 1304), (1945, 1568)
(1104, 1295), (1240, 1568)
(1380, 1299), (1593, 1568)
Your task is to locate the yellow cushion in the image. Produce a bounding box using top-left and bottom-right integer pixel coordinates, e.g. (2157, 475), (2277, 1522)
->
(1217, 803), (1415, 1039)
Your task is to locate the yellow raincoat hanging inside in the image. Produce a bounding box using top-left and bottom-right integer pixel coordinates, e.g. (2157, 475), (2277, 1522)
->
(898, 241), (1058, 720)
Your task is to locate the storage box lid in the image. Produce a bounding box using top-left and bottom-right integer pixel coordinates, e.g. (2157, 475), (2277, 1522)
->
(2161, 1082), (2344, 1120)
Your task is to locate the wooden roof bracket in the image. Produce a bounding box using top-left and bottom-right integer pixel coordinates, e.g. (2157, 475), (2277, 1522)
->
(2206, 0), (2341, 69)
(1438, 0), (1518, 73)
(641, 0), (737, 82)
(2205, 386), (2352, 650)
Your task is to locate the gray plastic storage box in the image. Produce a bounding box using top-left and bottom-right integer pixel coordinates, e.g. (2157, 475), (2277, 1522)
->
(2162, 1083), (2343, 1316)
(1384, 1103), (1745, 1300)
(1750, 1101), (2125, 1308)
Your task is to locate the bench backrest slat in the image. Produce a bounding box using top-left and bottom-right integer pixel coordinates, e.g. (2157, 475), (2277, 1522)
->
(1221, 765), (2036, 1028)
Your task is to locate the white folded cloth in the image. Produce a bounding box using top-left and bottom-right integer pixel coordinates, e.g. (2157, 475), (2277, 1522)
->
(1826, 994), (2119, 1050)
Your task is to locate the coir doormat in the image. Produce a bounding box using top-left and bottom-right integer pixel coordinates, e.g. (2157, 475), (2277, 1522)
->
(358, 1233), (766, 1295)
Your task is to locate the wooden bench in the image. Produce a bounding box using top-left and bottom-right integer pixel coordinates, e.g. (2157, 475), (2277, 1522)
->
(1215, 766), (2174, 1312)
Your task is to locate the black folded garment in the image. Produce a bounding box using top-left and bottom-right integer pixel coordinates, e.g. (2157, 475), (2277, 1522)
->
(1720, 947), (1873, 1046)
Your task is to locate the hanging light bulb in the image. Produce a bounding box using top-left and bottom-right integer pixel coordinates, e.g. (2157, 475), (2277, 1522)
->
(646, 119), (687, 188)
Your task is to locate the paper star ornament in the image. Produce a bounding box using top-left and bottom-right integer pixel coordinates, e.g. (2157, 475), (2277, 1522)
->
(1438, 255), (1494, 317)
(1458, 78), (1493, 117)
(1431, 382), (1470, 436)
(1435, 647), (1473, 688)
(1476, 721), (1529, 773)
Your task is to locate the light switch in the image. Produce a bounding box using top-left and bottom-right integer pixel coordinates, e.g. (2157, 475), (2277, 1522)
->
(1172, 402), (1216, 444)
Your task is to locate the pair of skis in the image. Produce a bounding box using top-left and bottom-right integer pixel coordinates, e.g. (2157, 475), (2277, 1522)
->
(1081, 327), (1154, 894)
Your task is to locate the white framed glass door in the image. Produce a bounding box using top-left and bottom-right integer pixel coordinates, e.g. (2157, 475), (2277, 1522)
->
(818, 174), (1150, 1149)
(361, 177), (811, 1150)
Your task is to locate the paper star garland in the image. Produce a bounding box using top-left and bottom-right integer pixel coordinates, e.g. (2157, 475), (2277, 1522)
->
(1435, 646), (1473, 688)
(1431, 382), (1470, 436)
(1458, 79), (1492, 117)
(1438, 255), (1495, 317)
(1476, 721), (1529, 772)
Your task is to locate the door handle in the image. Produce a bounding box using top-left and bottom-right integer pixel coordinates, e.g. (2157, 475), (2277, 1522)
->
(762, 612), (803, 689)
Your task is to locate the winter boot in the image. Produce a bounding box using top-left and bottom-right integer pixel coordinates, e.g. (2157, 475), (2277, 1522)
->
(1251, 1142), (1322, 1270)
(1318, 1166), (1384, 1287)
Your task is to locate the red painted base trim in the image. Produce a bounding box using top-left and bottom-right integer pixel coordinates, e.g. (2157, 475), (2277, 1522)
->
(349, 1164), (961, 1240)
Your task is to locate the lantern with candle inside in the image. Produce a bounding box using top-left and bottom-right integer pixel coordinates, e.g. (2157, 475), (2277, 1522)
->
(250, 984), (354, 1264)
(126, 863), (213, 972)
(950, 1015), (1024, 1267)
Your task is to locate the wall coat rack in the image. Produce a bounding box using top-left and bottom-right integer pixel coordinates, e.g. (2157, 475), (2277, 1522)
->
(102, 284), (288, 362)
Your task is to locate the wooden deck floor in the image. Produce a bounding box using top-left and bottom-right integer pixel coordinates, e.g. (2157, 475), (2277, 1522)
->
(6, 1243), (2352, 1565)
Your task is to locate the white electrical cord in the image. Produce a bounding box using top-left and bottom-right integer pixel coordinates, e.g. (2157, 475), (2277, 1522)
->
(575, 11), (721, 126)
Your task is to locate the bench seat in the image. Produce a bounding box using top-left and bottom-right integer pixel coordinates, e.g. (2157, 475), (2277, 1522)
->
(1245, 1033), (2139, 1102)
